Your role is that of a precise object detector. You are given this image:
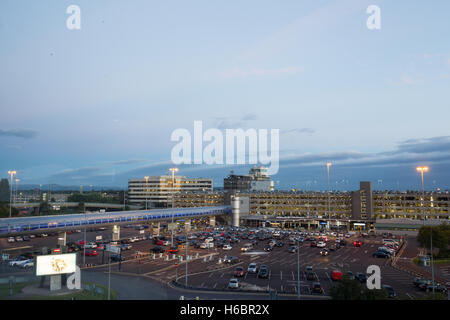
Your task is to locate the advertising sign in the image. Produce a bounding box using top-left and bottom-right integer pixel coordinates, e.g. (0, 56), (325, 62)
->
(139, 230), (145, 234)
(105, 245), (121, 254)
(96, 235), (102, 241)
(36, 253), (77, 276)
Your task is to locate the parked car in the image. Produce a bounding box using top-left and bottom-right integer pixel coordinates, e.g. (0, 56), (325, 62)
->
(317, 241), (326, 248)
(23, 236), (31, 241)
(84, 242), (97, 249)
(306, 266), (313, 273)
(21, 260), (34, 268)
(382, 285), (397, 298)
(15, 236), (23, 242)
(168, 246), (179, 254)
(110, 254), (124, 262)
(84, 250), (99, 256)
(264, 245), (273, 252)
(289, 246), (297, 253)
(150, 246), (165, 253)
(228, 278), (239, 289)
(224, 256), (240, 264)
(7, 237), (15, 243)
(241, 243), (253, 252)
(310, 241), (317, 247)
(329, 245), (336, 251)
(347, 271), (355, 280)
(223, 244), (232, 250)
(373, 251), (390, 259)
(413, 277), (429, 288)
(9, 257), (29, 267)
(311, 282), (324, 294)
(247, 263), (258, 274)
(356, 272), (367, 283)
(258, 265), (269, 278)
(234, 266), (245, 277)
(331, 270), (343, 281)
(121, 244), (132, 250)
(306, 271), (317, 281)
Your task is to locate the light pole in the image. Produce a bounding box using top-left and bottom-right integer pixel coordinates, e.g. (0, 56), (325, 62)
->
(297, 238), (300, 299)
(169, 168), (178, 247)
(15, 178), (20, 204)
(416, 166), (428, 225)
(7, 171), (16, 218)
(416, 166), (434, 293)
(326, 162), (332, 231)
(144, 176), (149, 210)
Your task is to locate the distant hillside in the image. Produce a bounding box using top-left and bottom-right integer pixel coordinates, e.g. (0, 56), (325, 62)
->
(17, 184), (124, 192)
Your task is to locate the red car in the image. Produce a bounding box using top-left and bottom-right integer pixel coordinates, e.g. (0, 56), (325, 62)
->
(97, 244), (105, 250)
(234, 266), (245, 277)
(77, 240), (86, 245)
(156, 240), (163, 246)
(84, 250), (98, 256)
(168, 246), (179, 254)
(353, 240), (363, 247)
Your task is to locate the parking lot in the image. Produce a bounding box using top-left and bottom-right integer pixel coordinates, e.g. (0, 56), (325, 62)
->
(0, 225), (440, 299)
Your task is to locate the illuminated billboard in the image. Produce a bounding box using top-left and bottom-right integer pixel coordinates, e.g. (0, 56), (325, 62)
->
(36, 253), (77, 276)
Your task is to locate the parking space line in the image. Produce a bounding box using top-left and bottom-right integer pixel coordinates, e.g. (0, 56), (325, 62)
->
(280, 270), (282, 281)
(292, 271), (295, 280)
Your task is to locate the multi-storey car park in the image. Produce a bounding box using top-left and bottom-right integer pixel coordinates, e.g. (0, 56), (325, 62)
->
(172, 182), (450, 232)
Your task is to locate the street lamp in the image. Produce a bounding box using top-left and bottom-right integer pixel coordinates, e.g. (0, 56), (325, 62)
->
(144, 176), (149, 210)
(7, 170), (16, 218)
(416, 166), (429, 224)
(169, 168), (179, 247)
(326, 162), (332, 231)
(416, 166), (434, 293)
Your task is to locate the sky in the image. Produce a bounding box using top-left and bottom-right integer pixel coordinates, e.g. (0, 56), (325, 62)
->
(1, 0), (450, 191)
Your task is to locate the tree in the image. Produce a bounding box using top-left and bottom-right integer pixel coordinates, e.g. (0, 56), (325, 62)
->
(330, 275), (388, 300)
(0, 178), (10, 202)
(330, 276), (364, 300)
(417, 224), (450, 258)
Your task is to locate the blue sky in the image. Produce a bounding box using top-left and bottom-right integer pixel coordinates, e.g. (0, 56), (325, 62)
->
(1, 0), (450, 191)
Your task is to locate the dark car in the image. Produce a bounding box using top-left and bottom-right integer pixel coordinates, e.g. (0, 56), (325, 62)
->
(320, 248), (329, 256)
(150, 246), (165, 253)
(373, 251), (390, 259)
(356, 272), (367, 283)
(23, 236), (31, 241)
(382, 285), (397, 298)
(224, 256), (240, 264)
(121, 244), (132, 250)
(329, 245), (336, 251)
(110, 254), (124, 262)
(347, 271), (355, 280)
(289, 246), (297, 253)
(310, 241), (317, 247)
(264, 245), (273, 252)
(413, 277), (429, 288)
(276, 241), (284, 247)
(311, 282), (324, 294)
(340, 240), (347, 246)
(258, 265), (269, 279)
(423, 283), (447, 293)
(306, 271), (317, 281)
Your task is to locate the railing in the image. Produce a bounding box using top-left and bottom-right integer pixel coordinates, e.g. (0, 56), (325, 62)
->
(0, 206), (232, 236)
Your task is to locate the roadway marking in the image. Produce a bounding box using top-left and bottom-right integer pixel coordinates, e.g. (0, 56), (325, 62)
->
(280, 270), (283, 281)
(292, 271), (295, 280)
(213, 283), (217, 289)
(220, 272), (224, 278)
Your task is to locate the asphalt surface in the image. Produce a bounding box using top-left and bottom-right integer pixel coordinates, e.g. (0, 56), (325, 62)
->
(1, 225), (444, 300)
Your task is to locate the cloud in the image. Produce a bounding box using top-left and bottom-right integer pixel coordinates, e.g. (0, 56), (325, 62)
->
(0, 129), (38, 139)
(284, 128), (315, 135)
(219, 66), (303, 79)
(241, 113), (258, 121)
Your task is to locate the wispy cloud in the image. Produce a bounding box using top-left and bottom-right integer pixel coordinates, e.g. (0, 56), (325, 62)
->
(219, 66), (303, 79)
(0, 129), (38, 139)
(283, 128), (315, 135)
